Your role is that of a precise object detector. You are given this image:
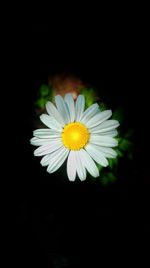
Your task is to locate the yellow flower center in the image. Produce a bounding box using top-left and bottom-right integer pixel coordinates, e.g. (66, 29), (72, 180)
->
(61, 122), (90, 150)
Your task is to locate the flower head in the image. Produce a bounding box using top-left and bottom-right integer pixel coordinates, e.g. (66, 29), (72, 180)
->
(30, 94), (120, 181)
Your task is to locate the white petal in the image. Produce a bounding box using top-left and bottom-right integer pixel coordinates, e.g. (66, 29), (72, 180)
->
(64, 93), (75, 122)
(40, 147), (67, 166)
(47, 147), (69, 173)
(75, 95), (85, 121)
(90, 135), (118, 147)
(30, 137), (52, 146)
(89, 120), (120, 134)
(96, 130), (118, 137)
(55, 95), (70, 124)
(96, 146), (117, 158)
(40, 114), (63, 131)
(34, 140), (63, 156)
(46, 101), (65, 126)
(40, 153), (51, 166)
(75, 151), (86, 181)
(85, 143), (108, 167)
(86, 110), (112, 128)
(33, 129), (61, 139)
(79, 149), (99, 178)
(67, 151), (77, 181)
(80, 103), (100, 124)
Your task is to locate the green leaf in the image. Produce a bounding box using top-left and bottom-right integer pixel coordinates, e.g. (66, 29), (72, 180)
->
(108, 172), (117, 183)
(115, 148), (123, 157)
(39, 84), (50, 97)
(112, 107), (124, 124)
(100, 172), (117, 185)
(101, 176), (109, 185)
(108, 158), (118, 170)
(35, 84), (54, 109)
(35, 98), (46, 109)
(96, 164), (104, 172)
(99, 102), (107, 111)
(119, 138), (132, 151)
(80, 88), (97, 108)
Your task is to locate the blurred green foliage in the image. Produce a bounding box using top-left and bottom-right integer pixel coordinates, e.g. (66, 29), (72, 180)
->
(35, 84), (133, 185)
(35, 84), (53, 109)
(101, 172), (117, 186)
(80, 87), (97, 108)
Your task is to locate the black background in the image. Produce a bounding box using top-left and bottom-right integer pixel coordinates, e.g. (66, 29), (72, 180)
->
(7, 23), (149, 266)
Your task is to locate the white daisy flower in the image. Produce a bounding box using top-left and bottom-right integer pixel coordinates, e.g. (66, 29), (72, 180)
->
(30, 94), (120, 181)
